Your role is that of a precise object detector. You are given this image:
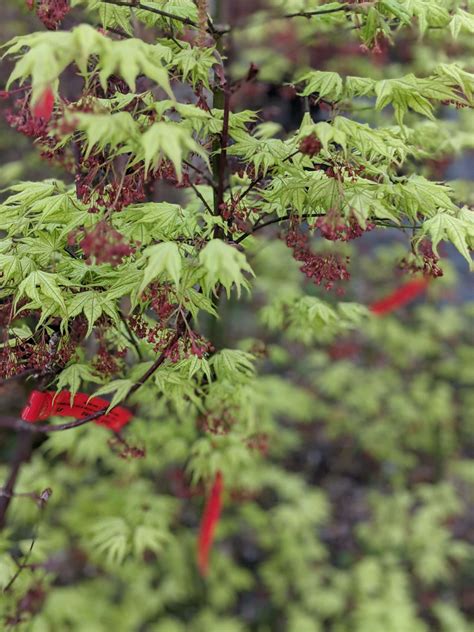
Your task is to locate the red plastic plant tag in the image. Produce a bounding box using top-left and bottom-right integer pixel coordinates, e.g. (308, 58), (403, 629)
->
(197, 471), (224, 577)
(369, 277), (429, 316)
(32, 87), (55, 121)
(21, 390), (132, 431)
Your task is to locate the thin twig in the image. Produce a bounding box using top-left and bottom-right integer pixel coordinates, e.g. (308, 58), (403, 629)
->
(119, 310), (143, 360)
(0, 433), (34, 529)
(189, 181), (214, 214)
(0, 368), (49, 388)
(0, 321), (187, 435)
(183, 159), (215, 186)
(216, 87), (231, 215)
(284, 5), (349, 18)
(235, 149), (300, 205)
(101, 0), (198, 27)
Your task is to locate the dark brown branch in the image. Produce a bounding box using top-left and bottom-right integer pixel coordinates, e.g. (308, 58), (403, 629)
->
(216, 87), (231, 215)
(234, 213), (421, 244)
(0, 320), (187, 435)
(0, 432), (34, 529)
(100, 0), (224, 35)
(0, 368), (45, 388)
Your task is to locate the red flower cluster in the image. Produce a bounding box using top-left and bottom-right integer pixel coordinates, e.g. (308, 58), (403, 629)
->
(75, 222), (134, 266)
(400, 240), (443, 278)
(315, 211), (375, 242)
(5, 93), (50, 138)
(0, 318), (84, 380)
(286, 224), (350, 291)
(34, 0), (71, 30)
(128, 314), (167, 351)
(164, 332), (213, 362)
(74, 155), (150, 212)
(299, 133), (322, 157)
(198, 409), (236, 435)
(246, 433), (269, 456)
(219, 198), (251, 233)
(128, 315), (212, 360)
(142, 283), (175, 321)
(92, 334), (127, 378)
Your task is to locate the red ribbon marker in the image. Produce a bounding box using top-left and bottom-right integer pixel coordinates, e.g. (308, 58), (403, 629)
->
(32, 87), (55, 121)
(369, 277), (429, 316)
(21, 390), (132, 432)
(197, 471), (224, 576)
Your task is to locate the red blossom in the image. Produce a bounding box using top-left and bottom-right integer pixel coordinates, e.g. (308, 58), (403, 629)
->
(299, 133), (322, 157)
(370, 278), (430, 315)
(36, 0), (71, 29)
(197, 471), (224, 576)
(33, 87), (55, 121)
(77, 222), (134, 266)
(285, 224), (350, 291)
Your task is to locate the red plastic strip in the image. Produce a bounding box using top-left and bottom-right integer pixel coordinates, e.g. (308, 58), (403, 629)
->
(369, 278), (429, 316)
(197, 471), (224, 577)
(32, 87), (54, 121)
(21, 390), (132, 431)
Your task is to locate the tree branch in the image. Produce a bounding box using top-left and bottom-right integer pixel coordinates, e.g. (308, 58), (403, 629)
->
(189, 181), (214, 214)
(99, 0), (225, 35)
(234, 214), (421, 244)
(0, 320), (187, 436)
(235, 150), (301, 206)
(183, 159), (215, 187)
(0, 432), (34, 529)
(216, 87), (231, 216)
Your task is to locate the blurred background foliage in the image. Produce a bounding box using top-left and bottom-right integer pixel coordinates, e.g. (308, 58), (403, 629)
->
(0, 1), (473, 631)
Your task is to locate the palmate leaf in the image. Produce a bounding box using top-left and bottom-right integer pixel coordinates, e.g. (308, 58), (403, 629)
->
(140, 122), (209, 179)
(115, 202), (188, 243)
(56, 363), (103, 403)
(4, 25), (173, 105)
(199, 240), (254, 298)
(73, 111), (140, 160)
(16, 271), (67, 313)
(210, 349), (256, 383)
(92, 379), (134, 410)
(139, 242), (182, 294)
(89, 517), (130, 565)
(421, 213), (473, 268)
(133, 525), (168, 558)
(449, 9), (474, 39)
(74, 0), (199, 33)
(297, 65), (474, 122)
(66, 291), (104, 337)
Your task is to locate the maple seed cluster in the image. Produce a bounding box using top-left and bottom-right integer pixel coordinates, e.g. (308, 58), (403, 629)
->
(286, 224), (350, 291)
(74, 222), (135, 266)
